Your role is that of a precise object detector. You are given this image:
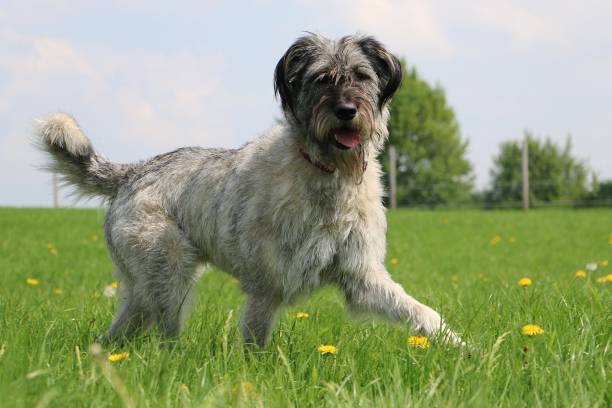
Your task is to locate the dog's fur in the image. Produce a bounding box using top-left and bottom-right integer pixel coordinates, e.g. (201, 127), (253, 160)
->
(37, 34), (461, 347)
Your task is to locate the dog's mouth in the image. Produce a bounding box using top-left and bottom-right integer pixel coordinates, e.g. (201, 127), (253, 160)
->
(332, 129), (361, 150)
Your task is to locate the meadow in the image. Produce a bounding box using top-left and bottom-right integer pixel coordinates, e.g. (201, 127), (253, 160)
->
(0, 208), (610, 407)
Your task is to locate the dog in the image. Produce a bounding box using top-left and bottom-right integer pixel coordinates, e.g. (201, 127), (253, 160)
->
(37, 33), (462, 347)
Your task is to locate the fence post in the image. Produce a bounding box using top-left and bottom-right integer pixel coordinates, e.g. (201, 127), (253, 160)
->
(52, 173), (59, 208)
(388, 146), (397, 210)
(522, 137), (529, 210)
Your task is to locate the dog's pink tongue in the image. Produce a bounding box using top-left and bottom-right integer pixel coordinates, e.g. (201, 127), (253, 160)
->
(334, 130), (361, 148)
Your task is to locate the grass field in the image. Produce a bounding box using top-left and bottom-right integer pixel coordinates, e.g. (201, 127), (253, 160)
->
(0, 208), (610, 407)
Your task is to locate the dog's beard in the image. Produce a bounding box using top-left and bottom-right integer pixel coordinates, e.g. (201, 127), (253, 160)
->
(308, 103), (376, 183)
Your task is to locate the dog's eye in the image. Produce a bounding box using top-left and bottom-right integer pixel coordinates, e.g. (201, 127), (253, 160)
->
(354, 70), (372, 82)
(315, 75), (333, 85)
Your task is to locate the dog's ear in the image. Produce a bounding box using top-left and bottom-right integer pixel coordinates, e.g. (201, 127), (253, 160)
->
(274, 36), (317, 120)
(357, 36), (403, 109)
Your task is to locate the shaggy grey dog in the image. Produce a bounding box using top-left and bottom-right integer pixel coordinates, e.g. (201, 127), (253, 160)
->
(37, 34), (462, 347)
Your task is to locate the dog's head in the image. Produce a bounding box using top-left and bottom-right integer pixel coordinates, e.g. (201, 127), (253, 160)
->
(274, 33), (402, 176)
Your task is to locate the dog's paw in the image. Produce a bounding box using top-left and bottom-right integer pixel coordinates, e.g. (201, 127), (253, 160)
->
(413, 304), (465, 347)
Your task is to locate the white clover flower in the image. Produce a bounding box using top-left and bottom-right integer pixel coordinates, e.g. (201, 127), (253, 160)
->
(103, 284), (117, 297)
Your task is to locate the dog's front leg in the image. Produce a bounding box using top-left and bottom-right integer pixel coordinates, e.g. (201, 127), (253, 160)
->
(240, 294), (281, 348)
(342, 270), (463, 345)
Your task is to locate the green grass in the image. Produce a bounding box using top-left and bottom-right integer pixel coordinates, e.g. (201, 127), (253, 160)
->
(0, 208), (610, 407)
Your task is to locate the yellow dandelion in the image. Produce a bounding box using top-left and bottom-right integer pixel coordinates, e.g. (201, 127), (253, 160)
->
(47, 243), (58, 256)
(490, 235), (502, 245)
(318, 344), (338, 355)
(521, 324), (544, 337)
(111, 281), (118, 289)
(26, 277), (40, 286)
(598, 259), (608, 266)
(390, 258), (399, 265)
(232, 381), (257, 399)
(407, 335), (429, 349)
(575, 270), (587, 279)
(595, 275), (609, 284)
(108, 352), (129, 362)
(53, 288), (63, 295)
(295, 312), (309, 319)
(518, 277), (532, 287)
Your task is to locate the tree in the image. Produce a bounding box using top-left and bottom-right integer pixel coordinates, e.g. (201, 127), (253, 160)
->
(383, 63), (473, 207)
(486, 132), (590, 205)
(583, 180), (612, 207)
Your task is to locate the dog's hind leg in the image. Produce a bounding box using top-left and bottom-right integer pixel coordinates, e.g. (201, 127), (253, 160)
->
(341, 270), (463, 345)
(240, 294), (282, 348)
(107, 206), (201, 342)
(139, 220), (200, 340)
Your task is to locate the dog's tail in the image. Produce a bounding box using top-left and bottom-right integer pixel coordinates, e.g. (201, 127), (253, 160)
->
(35, 113), (132, 198)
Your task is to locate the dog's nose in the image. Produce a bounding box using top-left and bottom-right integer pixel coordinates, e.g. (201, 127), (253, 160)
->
(334, 103), (357, 121)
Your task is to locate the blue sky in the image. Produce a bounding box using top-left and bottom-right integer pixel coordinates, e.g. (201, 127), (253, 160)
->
(1, 0), (611, 206)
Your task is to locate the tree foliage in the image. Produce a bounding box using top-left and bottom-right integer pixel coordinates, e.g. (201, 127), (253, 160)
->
(383, 63), (473, 207)
(486, 133), (590, 205)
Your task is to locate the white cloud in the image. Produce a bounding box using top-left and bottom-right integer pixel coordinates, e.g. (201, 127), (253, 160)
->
(303, 0), (453, 59)
(0, 26), (236, 206)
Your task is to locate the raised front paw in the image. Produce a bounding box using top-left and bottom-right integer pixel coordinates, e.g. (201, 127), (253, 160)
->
(413, 304), (465, 347)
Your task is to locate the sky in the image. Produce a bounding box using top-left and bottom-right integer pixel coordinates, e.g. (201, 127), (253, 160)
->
(1, 0), (611, 207)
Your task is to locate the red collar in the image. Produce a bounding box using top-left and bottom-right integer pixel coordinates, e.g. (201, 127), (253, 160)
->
(299, 148), (335, 173)
(299, 148), (368, 173)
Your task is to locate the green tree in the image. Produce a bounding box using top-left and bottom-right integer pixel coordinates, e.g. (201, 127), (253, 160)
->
(583, 180), (612, 207)
(486, 132), (590, 205)
(383, 63), (473, 207)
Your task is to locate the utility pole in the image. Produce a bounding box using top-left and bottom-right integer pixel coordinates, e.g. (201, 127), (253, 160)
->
(388, 146), (397, 210)
(522, 137), (529, 210)
(52, 173), (59, 208)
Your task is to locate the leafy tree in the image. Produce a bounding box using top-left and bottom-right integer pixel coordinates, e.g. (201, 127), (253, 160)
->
(383, 63), (473, 207)
(583, 180), (612, 207)
(486, 133), (590, 205)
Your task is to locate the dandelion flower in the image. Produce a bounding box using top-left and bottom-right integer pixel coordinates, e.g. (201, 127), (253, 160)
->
(53, 288), (63, 295)
(518, 277), (532, 287)
(598, 259), (608, 267)
(232, 381), (257, 399)
(490, 235), (502, 245)
(586, 262), (598, 272)
(575, 270), (586, 279)
(318, 344), (338, 355)
(521, 324), (544, 337)
(595, 275), (611, 284)
(47, 243), (58, 256)
(111, 281), (118, 289)
(108, 352), (129, 362)
(390, 258), (399, 265)
(295, 312), (309, 319)
(26, 278), (40, 286)
(407, 335), (429, 349)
